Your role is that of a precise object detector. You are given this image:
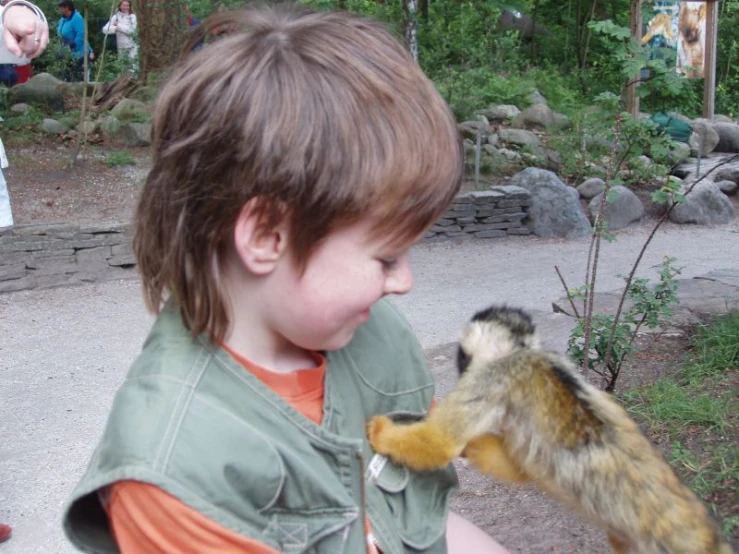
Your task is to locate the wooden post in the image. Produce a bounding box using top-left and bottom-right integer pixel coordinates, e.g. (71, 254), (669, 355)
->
(625, 0), (642, 118)
(703, 0), (718, 119)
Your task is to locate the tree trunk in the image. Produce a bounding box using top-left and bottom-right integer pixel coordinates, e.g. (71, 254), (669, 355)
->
(137, 0), (188, 82)
(403, 0), (419, 63)
(531, 0), (541, 61)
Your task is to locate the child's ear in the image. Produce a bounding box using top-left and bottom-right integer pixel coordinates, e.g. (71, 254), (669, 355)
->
(233, 200), (289, 275)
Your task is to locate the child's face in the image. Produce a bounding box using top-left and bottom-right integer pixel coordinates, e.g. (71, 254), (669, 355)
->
(267, 220), (416, 352)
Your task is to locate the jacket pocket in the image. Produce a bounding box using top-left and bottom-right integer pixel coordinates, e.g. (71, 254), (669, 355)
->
(372, 457), (457, 552)
(263, 509), (359, 554)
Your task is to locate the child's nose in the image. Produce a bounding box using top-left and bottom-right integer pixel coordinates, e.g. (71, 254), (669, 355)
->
(384, 256), (413, 296)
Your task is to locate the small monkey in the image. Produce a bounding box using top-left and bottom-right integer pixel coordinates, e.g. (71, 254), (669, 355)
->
(367, 306), (731, 554)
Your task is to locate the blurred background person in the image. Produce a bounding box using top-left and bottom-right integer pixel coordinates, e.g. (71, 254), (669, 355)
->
(102, 0), (137, 67)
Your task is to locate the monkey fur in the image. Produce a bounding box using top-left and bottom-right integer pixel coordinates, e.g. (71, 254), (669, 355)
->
(366, 306), (731, 554)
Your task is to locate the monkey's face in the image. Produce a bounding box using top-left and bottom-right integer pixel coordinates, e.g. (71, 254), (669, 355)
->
(679, 3), (705, 43)
(456, 305), (540, 375)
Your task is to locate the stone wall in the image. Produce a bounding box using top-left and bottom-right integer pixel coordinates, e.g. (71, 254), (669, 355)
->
(0, 185), (531, 293)
(426, 185), (532, 240)
(0, 224), (137, 293)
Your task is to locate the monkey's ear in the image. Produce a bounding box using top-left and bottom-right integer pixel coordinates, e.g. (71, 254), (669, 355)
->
(232, 199), (289, 276)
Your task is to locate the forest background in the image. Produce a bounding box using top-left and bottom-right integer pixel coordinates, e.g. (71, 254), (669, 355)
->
(23, 0), (739, 122)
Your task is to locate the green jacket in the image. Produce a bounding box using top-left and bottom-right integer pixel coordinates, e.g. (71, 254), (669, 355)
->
(63, 300), (458, 553)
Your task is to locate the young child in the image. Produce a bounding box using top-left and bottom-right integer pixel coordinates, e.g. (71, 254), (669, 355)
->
(63, 5), (510, 553)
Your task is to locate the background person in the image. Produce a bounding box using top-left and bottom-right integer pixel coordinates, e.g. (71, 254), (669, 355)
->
(0, 0), (47, 234)
(56, 0), (92, 81)
(0, 0), (49, 535)
(102, 0), (137, 63)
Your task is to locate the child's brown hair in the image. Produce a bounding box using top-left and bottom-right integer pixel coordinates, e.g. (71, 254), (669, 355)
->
(134, 4), (463, 341)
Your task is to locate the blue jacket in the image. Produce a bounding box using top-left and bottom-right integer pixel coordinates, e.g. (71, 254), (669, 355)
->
(57, 11), (88, 58)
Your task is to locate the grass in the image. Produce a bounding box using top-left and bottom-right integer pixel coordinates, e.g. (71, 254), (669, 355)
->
(104, 150), (136, 167)
(623, 310), (739, 539)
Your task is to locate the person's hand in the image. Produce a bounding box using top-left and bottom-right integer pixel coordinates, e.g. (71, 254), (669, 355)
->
(3, 5), (48, 59)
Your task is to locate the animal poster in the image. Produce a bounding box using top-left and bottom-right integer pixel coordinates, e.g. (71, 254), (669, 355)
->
(642, 1), (679, 55)
(642, 1), (707, 79)
(676, 2), (707, 78)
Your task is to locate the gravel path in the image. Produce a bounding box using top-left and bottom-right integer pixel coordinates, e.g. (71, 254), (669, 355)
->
(1, 216), (738, 554)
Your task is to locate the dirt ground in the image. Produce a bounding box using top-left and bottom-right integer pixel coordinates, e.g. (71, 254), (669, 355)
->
(4, 143), (737, 553)
(4, 142), (149, 227)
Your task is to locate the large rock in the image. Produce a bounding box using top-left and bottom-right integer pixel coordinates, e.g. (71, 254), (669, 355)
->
(498, 128), (541, 148)
(508, 168), (590, 238)
(478, 104), (520, 122)
(38, 118), (69, 135)
(27, 72), (63, 88)
(666, 141), (691, 165)
(110, 98), (150, 122)
(99, 115), (122, 138)
(511, 103), (555, 130)
(577, 177), (606, 199)
(115, 122), (152, 147)
(669, 180), (735, 224)
(715, 180), (738, 196)
(457, 121), (490, 141)
(714, 122), (739, 152)
(527, 90), (547, 105)
(7, 77), (64, 112)
(588, 186), (645, 231)
(689, 118), (720, 156)
(712, 165), (739, 184)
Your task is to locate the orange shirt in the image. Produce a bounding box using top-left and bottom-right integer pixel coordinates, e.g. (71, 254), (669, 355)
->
(107, 347), (380, 553)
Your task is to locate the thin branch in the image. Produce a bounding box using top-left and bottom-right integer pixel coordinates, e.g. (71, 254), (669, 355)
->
(581, 110), (623, 375)
(600, 153), (739, 371)
(555, 265), (582, 319)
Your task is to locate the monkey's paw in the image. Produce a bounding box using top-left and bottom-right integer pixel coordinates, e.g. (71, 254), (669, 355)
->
(366, 415), (396, 455)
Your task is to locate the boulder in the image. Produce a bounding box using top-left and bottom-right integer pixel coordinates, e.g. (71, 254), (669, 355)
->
(715, 180), (738, 196)
(77, 120), (100, 135)
(508, 168), (590, 238)
(714, 114), (734, 123)
(669, 180), (735, 224)
(499, 128), (541, 148)
(712, 165), (739, 184)
(498, 148), (523, 164)
(527, 90), (547, 105)
(458, 121), (490, 141)
(7, 79), (63, 112)
(10, 103), (31, 113)
(27, 72), (63, 88)
(588, 186), (645, 231)
(511, 103), (555, 130)
(714, 122), (739, 152)
(115, 122), (152, 147)
(110, 98), (150, 122)
(689, 118), (720, 156)
(478, 104), (520, 122)
(551, 112), (571, 131)
(38, 118), (69, 135)
(577, 177), (606, 199)
(666, 141), (691, 165)
(99, 115), (122, 138)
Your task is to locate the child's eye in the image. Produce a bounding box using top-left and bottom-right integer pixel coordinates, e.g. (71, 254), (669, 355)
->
(380, 258), (398, 270)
